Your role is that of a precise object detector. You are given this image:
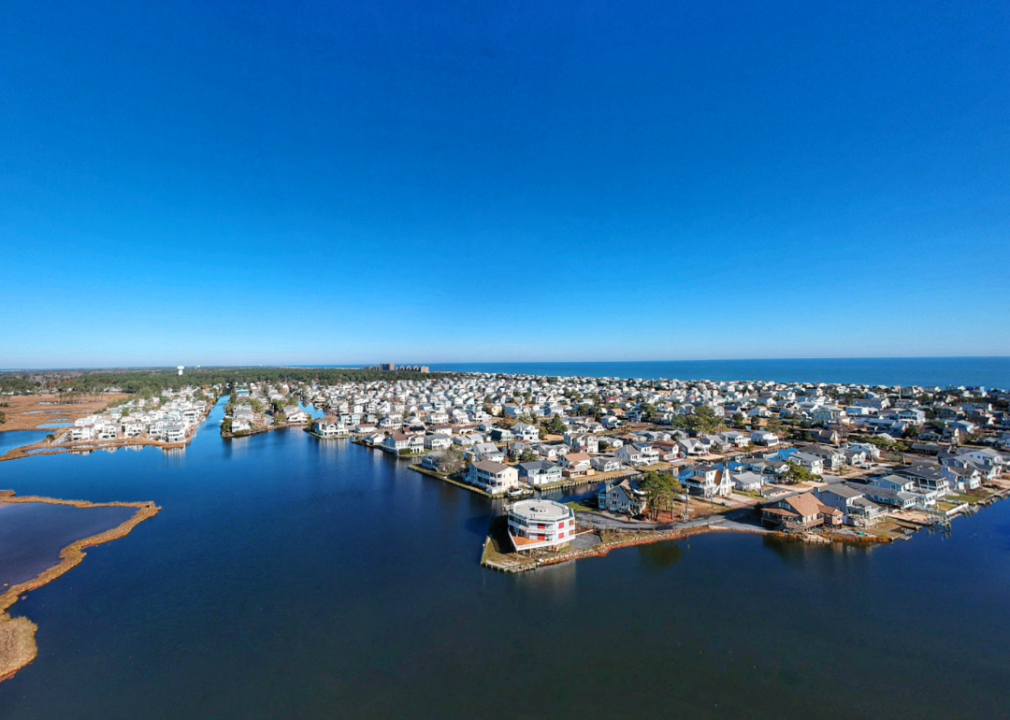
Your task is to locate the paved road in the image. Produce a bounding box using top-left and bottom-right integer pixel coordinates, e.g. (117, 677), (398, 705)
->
(575, 510), (769, 535)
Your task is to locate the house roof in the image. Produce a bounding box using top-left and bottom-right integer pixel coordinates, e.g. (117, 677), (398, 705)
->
(474, 460), (510, 472)
(782, 492), (835, 517)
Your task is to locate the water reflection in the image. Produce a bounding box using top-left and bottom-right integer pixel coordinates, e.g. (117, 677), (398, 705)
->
(762, 534), (874, 568)
(514, 558), (577, 601)
(637, 540), (685, 571)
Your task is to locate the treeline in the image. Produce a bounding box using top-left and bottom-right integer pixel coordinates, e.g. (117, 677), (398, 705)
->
(0, 367), (455, 396)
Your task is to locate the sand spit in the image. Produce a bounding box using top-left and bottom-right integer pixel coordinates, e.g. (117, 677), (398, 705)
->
(0, 491), (160, 684)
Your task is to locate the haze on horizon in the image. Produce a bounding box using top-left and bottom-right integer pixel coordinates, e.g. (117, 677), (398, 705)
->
(2, 1), (1009, 369)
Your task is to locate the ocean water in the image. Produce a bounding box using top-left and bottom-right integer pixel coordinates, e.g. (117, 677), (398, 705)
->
(0, 398), (1008, 719)
(425, 357), (1010, 388)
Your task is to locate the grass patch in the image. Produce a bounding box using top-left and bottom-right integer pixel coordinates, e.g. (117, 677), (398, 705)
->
(565, 501), (599, 513)
(949, 492), (985, 505)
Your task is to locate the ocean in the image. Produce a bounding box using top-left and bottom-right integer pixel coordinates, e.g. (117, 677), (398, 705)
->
(422, 357), (1010, 388)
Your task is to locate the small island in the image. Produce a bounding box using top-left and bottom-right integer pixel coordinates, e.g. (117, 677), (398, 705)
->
(0, 491), (160, 684)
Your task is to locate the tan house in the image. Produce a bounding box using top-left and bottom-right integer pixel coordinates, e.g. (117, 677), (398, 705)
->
(761, 492), (842, 531)
(560, 452), (594, 478)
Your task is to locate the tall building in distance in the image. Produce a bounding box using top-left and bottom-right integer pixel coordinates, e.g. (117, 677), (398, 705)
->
(365, 363), (430, 373)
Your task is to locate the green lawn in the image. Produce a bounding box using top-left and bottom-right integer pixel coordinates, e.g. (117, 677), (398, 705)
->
(949, 493), (985, 505)
(566, 501), (599, 513)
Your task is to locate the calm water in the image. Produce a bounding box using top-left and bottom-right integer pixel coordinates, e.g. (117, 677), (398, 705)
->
(0, 398), (1008, 719)
(0, 431), (48, 456)
(0, 503), (136, 588)
(424, 357), (1010, 388)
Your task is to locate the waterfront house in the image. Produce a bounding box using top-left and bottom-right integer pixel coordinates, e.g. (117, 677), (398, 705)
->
(597, 479), (647, 516)
(507, 499), (575, 551)
(467, 461), (519, 495)
(560, 452), (594, 477)
(383, 432), (421, 455)
(314, 417), (348, 438)
(165, 424), (186, 443)
(940, 464), (983, 491)
(857, 481), (917, 510)
(761, 493), (842, 531)
(616, 444), (659, 467)
(732, 471), (763, 493)
(517, 460), (562, 486)
(677, 438), (708, 457)
(421, 452), (448, 472)
(815, 484), (885, 527)
(591, 455), (623, 473)
(680, 465), (733, 498)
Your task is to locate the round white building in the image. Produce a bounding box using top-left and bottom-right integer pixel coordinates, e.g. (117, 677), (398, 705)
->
(507, 499), (576, 552)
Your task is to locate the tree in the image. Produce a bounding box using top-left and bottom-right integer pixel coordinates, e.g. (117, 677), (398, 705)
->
(542, 416), (568, 435)
(639, 471), (682, 520)
(672, 405), (722, 435)
(783, 461), (817, 485)
(598, 439), (611, 452)
(437, 447), (466, 475)
(517, 448), (538, 463)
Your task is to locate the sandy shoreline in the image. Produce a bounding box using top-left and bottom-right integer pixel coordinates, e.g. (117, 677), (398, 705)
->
(0, 491), (161, 684)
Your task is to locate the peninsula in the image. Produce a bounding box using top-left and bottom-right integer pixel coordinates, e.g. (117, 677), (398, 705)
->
(0, 491), (160, 683)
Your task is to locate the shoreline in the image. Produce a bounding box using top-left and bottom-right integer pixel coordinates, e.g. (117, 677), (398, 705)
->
(0, 491), (161, 684)
(481, 487), (1010, 574)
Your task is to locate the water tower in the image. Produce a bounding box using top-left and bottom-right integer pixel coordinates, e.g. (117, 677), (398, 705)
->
(177, 366), (185, 376)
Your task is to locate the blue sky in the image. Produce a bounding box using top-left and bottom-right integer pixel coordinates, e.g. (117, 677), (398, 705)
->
(2, 0), (1008, 368)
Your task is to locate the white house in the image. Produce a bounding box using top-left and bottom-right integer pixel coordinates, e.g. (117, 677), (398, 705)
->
(680, 465), (733, 498)
(468, 442), (505, 463)
(517, 460), (562, 486)
(591, 455), (622, 473)
(467, 461), (519, 495)
(750, 430), (780, 447)
(424, 433), (452, 451)
(512, 422), (540, 443)
(732, 471), (763, 493)
(507, 499), (576, 551)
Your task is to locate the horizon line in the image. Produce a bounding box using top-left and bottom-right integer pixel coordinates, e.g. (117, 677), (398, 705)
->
(3, 355), (1010, 373)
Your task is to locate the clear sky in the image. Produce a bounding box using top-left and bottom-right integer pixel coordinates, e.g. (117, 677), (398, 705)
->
(2, 1), (1008, 368)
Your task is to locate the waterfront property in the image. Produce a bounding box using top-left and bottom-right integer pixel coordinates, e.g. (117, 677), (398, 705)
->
(681, 465), (733, 498)
(597, 479), (647, 515)
(466, 461), (519, 495)
(506, 499), (576, 551)
(761, 492), (843, 531)
(517, 460), (562, 487)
